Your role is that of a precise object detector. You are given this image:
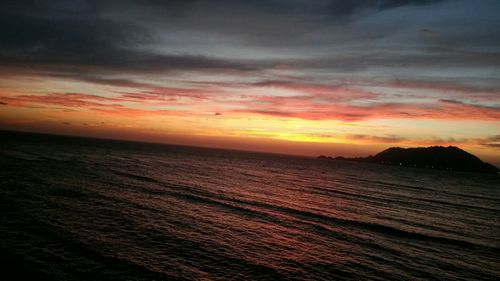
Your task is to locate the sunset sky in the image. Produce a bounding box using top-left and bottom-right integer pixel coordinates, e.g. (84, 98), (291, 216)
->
(1, 0), (499, 163)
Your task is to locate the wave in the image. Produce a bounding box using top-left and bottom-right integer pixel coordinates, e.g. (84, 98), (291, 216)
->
(3, 135), (499, 280)
(104, 169), (498, 252)
(349, 177), (500, 202)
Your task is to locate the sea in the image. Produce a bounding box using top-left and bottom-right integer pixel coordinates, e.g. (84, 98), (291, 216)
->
(0, 131), (499, 281)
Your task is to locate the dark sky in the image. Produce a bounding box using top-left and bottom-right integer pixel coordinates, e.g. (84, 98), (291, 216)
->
(2, 0), (499, 74)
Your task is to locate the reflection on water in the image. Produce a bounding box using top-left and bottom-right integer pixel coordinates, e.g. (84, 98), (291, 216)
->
(1, 131), (499, 280)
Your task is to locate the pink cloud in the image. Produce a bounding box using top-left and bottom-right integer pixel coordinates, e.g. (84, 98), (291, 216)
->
(0, 93), (189, 117)
(89, 107), (190, 117)
(2, 82), (498, 122)
(1, 93), (123, 108)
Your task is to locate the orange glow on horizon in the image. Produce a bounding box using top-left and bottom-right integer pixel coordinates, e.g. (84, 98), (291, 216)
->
(1, 73), (499, 166)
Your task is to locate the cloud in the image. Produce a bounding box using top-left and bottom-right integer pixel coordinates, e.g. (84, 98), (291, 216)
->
(419, 28), (438, 36)
(0, 1), (275, 75)
(384, 79), (500, 99)
(290, 49), (500, 73)
(87, 107), (186, 117)
(348, 134), (407, 143)
(439, 99), (500, 112)
(0, 0), (451, 74)
(1, 0), (498, 99)
(477, 135), (500, 148)
(233, 98), (500, 121)
(324, 0), (446, 19)
(2, 93), (123, 108)
(0, 92), (208, 117)
(1, 0), (499, 136)
(119, 93), (177, 103)
(252, 80), (378, 101)
(2, 77), (499, 123)
(0, 49), (263, 74)
(439, 99), (463, 104)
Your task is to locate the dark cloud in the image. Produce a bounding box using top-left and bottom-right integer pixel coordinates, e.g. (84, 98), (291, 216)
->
(348, 134), (407, 143)
(377, 0), (446, 9)
(1, 0), (499, 114)
(478, 135), (500, 148)
(0, 38), (263, 73)
(439, 99), (463, 104)
(233, 98), (500, 121)
(0, 0), (451, 73)
(324, 0), (446, 19)
(439, 99), (500, 110)
(291, 49), (500, 73)
(419, 28), (438, 35)
(0, 0), (276, 74)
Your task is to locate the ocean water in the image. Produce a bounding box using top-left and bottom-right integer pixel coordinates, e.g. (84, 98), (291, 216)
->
(1, 131), (499, 281)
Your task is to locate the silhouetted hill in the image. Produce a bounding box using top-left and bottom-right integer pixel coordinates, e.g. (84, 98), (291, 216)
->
(318, 146), (499, 174)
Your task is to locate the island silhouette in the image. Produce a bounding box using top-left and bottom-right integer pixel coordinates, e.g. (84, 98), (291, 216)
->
(319, 146), (499, 174)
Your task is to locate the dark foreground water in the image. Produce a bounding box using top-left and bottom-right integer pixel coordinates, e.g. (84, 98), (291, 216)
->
(1, 131), (499, 281)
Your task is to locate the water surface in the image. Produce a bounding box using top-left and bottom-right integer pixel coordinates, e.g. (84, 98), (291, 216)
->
(1, 131), (499, 280)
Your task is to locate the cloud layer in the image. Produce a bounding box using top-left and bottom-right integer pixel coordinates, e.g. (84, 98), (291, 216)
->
(1, 0), (499, 158)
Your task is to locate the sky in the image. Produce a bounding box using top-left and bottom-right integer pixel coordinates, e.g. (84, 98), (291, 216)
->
(1, 0), (499, 163)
